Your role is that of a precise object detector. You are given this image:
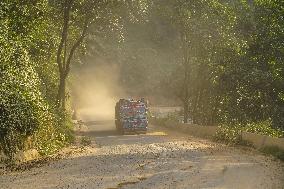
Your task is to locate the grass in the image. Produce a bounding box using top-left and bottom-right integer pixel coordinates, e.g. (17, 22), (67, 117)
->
(259, 145), (284, 161)
(152, 117), (284, 161)
(80, 136), (91, 146)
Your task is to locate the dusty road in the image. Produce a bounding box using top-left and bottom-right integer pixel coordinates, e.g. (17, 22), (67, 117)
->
(0, 121), (283, 189)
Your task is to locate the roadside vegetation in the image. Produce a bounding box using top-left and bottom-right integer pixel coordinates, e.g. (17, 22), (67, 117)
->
(0, 0), (149, 162)
(0, 1), (74, 161)
(80, 136), (92, 146)
(1, 0), (283, 162)
(260, 146), (284, 161)
(214, 123), (284, 161)
(215, 121), (283, 144)
(151, 114), (284, 161)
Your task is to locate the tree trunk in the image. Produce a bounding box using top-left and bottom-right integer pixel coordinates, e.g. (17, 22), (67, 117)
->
(183, 59), (190, 123)
(183, 98), (189, 123)
(55, 0), (89, 110)
(57, 75), (66, 109)
(180, 29), (191, 124)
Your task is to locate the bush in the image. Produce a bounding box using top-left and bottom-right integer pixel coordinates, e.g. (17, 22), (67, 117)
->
(245, 120), (283, 138)
(0, 41), (73, 158)
(215, 119), (283, 145)
(81, 136), (91, 146)
(166, 112), (180, 122)
(149, 111), (180, 126)
(0, 43), (45, 157)
(33, 110), (74, 155)
(260, 146), (284, 161)
(149, 116), (166, 126)
(214, 124), (242, 144)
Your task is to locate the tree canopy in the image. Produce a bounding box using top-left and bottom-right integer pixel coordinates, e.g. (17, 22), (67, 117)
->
(0, 0), (283, 158)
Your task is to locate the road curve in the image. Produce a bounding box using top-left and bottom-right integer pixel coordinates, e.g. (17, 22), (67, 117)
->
(0, 121), (283, 189)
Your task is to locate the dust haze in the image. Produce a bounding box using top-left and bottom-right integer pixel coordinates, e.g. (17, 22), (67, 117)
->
(71, 60), (125, 121)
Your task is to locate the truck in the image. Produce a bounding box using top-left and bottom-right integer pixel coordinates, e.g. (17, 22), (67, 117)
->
(115, 98), (148, 134)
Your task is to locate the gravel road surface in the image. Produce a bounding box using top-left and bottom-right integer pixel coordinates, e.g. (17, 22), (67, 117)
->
(0, 120), (283, 189)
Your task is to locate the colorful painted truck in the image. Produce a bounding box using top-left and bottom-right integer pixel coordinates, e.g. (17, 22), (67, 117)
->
(115, 99), (148, 134)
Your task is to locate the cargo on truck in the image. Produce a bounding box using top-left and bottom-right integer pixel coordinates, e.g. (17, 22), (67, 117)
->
(115, 98), (148, 134)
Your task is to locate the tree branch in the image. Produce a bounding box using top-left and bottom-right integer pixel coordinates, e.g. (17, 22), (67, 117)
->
(64, 18), (89, 77)
(56, 0), (72, 74)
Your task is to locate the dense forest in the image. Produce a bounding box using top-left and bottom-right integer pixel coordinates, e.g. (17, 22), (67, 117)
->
(0, 0), (283, 158)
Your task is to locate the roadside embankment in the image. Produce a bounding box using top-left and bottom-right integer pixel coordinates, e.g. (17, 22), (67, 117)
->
(151, 118), (284, 160)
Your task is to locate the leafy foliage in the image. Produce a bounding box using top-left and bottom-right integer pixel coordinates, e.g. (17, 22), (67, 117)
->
(0, 0), (283, 160)
(0, 0), (73, 159)
(245, 120), (283, 138)
(215, 120), (283, 146)
(80, 136), (91, 146)
(0, 40), (69, 157)
(0, 41), (43, 156)
(260, 146), (284, 161)
(137, 0), (284, 131)
(214, 125), (243, 145)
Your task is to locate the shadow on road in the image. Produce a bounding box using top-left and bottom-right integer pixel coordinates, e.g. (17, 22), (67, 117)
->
(79, 130), (120, 137)
(84, 120), (114, 126)
(75, 119), (171, 147)
(76, 119), (120, 137)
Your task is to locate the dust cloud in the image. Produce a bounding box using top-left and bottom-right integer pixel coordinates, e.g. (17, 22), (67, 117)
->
(71, 60), (125, 121)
